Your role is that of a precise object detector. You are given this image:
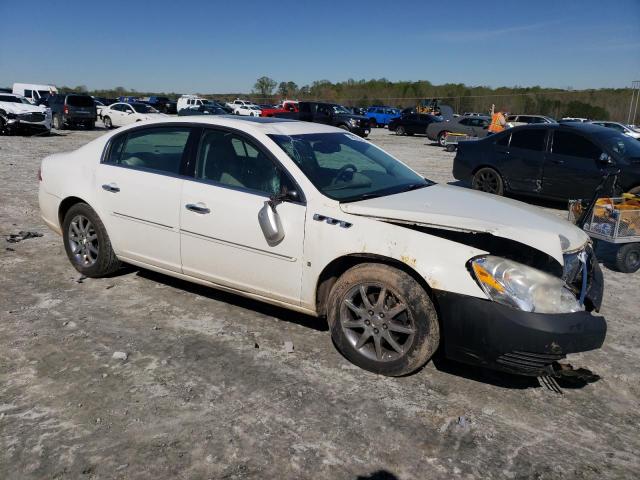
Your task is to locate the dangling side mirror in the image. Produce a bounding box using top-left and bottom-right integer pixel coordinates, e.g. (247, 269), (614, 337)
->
(257, 185), (298, 246)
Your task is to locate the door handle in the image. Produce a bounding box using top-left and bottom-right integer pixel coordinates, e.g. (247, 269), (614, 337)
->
(102, 183), (120, 193)
(185, 203), (210, 214)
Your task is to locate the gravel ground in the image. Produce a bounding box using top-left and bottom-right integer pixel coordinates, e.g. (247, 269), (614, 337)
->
(1, 125), (639, 480)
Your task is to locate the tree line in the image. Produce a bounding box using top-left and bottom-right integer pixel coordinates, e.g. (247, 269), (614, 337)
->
(50, 77), (637, 122)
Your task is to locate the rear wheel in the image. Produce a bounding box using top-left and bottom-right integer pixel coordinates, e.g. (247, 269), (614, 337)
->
(437, 131), (449, 147)
(327, 263), (440, 376)
(472, 167), (504, 195)
(62, 203), (121, 277)
(615, 243), (640, 273)
(396, 126), (405, 136)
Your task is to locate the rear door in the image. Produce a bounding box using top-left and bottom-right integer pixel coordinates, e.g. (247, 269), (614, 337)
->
(542, 130), (605, 199)
(95, 125), (193, 271)
(501, 128), (548, 193)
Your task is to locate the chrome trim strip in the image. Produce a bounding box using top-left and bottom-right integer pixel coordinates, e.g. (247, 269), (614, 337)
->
(180, 229), (296, 262)
(112, 212), (174, 230)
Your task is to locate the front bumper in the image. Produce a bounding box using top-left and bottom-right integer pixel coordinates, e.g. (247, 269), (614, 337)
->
(350, 126), (370, 137)
(435, 289), (606, 376)
(6, 118), (51, 133)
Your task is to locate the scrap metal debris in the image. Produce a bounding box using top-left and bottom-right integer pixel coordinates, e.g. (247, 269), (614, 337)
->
(5, 231), (43, 243)
(284, 341), (294, 353)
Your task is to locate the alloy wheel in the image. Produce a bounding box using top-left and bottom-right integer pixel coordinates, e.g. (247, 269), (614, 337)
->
(396, 126), (405, 136)
(68, 215), (99, 267)
(340, 283), (415, 362)
(473, 169), (501, 194)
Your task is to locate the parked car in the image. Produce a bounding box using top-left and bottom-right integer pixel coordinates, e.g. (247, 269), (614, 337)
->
(351, 107), (366, 116)
(388, 113), (442, 136)
(0, 93), (52, 135)
(226, 99), (256, 110)
(177, 104), (227, 116)
(506, 114), (556, 128)
(38, 116), (606, 377)
(590, 121), (640, 140)
(177, 95), (210, 113)
(463, 112), (486, 117)
(453, 123), (640, 199)
(260, 100), (299, 117)
(12, 83), (58, 104)
(560, 117), (589, 123)
(427, 115), (491, 146)
(365, 106), (401, 127)
(139, 96), (177, 114)
(49, 94), (97, 130)
(234, 104), (262, 116)
(101, 102), (167, 128)
(274, 101), (370, 137)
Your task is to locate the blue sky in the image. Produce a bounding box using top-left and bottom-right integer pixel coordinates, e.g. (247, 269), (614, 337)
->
(0, 0), (638, 93)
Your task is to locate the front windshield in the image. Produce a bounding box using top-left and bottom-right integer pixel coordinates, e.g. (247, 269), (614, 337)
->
(332, 104), (352, 115)
(269, 132), (432, 202)
(596, 130), (640, 158)
(131, 103), (157, 113)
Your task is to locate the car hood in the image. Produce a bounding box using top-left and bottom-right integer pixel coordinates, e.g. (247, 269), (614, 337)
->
(0, 102), (48, 114)
(340, 184), (588, 264)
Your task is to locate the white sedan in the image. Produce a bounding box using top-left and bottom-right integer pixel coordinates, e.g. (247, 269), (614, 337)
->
(39, 116), (606, 377)
(101, 102), (167, 128)
(233, 104), (261, 116)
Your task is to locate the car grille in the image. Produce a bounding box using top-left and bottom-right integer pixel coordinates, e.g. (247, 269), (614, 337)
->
(496, 351), (565, 372)
(17, 112), (46, 122)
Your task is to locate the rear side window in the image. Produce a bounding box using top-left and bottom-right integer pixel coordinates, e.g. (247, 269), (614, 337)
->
(67, 95), (94, 107)
(510, 129), (547, 151)
(105, 127), (191, 174)
(553, 131), (601, 159)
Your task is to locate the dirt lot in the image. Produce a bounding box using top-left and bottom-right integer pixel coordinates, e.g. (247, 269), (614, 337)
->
(1, 125), (639, 480)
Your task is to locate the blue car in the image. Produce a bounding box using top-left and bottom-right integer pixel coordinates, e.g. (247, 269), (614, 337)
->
(365, 106), (401, 127)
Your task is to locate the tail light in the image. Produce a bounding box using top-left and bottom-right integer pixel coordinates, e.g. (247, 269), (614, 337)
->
(64, 105), (69, 115)
(38, 166), (42, 181)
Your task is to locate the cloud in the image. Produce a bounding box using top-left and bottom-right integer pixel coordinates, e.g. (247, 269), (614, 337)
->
(426, 20), (561, 42)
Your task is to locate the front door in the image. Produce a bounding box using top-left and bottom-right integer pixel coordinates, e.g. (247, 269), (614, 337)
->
(95, 125), (193, 272)
(180, 128), (306, 304)
(543, 130), (605, 199)
(501, 128), (548, 193)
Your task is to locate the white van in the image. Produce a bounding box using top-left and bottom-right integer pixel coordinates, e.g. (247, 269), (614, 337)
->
(177, 94), (210, 113)
(12, 83), (58, 104)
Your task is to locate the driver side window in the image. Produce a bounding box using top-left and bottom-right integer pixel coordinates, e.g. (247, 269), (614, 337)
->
(194, 129), (293, 196)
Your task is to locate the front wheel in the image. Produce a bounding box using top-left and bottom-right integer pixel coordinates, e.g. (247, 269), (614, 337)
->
(437, 131), (449, 147)
(62, 203), (121, 277)
(328, 263), (440, 376)
(103, 116), (113, 129)
(472, 167), (504, 196)
(52, 115), (64, 130)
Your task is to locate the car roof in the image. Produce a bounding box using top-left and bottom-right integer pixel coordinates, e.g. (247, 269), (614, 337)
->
(109, 115), (343, 136)
(505, 122), (611, 134)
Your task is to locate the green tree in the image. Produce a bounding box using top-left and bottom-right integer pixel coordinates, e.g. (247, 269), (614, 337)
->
(254, 76), (277, 97)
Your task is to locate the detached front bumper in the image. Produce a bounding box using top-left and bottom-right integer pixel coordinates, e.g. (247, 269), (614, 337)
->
(435, 286), (606, 376)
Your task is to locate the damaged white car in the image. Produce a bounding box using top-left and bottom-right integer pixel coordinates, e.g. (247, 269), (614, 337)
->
(39, 117), (606, 377)
(0, 93), (51, 135)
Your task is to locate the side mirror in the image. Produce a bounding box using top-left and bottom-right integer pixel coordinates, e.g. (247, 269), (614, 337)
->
(258, 200), (285, 245)
(599, 152), (614, 165)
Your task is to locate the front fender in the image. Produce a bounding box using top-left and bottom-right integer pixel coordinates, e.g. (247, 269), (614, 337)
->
(300, 210), (488, 311)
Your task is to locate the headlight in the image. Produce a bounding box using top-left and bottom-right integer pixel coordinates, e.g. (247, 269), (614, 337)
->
(349, 118), (357, 125)
(470, 256), (583, 314)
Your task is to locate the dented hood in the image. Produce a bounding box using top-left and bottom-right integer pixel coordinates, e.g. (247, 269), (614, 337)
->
(340, 184), (589, 264)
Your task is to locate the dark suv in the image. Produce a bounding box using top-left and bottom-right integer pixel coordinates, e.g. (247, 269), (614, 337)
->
(48, 94), (97, 130)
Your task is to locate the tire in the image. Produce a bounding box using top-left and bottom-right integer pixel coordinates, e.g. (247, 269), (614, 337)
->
(472, 167), (505, 196)
(437, 131), (449, 147)
(0, 117), (7, 135)
(445, 144), (456, 152)
(396, 126), (405, 136)
(327, 263), (440, 376)
(614, 243), (640, 273)
(62, 202), (121, 278)
(103, 116), (112, 129)
(52, 115), (64, 130)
